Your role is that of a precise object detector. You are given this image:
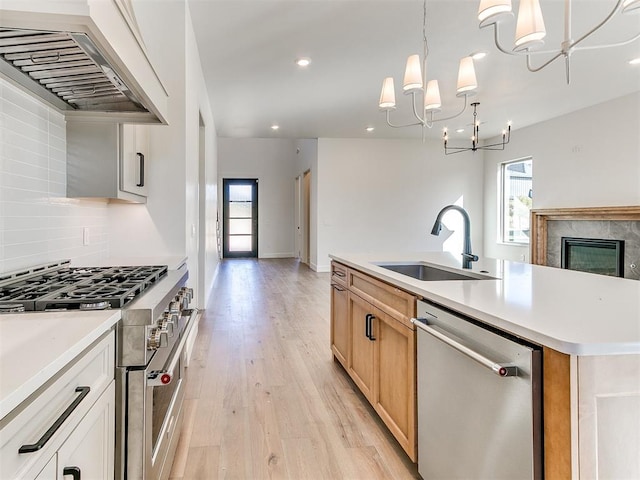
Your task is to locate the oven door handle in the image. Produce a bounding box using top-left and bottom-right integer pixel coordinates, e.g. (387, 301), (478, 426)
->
(147, 309), (198, 387)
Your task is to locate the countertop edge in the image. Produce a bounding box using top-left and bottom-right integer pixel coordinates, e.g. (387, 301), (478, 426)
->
(0, 311), (120, 420)
(330, 253), (640, 357)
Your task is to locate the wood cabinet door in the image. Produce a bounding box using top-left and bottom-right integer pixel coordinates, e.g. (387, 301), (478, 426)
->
(348, 293), (375, 402)
(56, 382), (115, 480)
(374, 310), (416, 461)
(330, 282), (349, 367)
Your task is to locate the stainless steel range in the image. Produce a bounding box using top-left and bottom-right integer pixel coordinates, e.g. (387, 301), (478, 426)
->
(0, 260), (196, 480)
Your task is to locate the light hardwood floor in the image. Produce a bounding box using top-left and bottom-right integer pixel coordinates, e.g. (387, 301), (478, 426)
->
(169, 258), (419, 480)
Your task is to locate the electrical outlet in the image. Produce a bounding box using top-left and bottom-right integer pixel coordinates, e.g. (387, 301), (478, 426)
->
(83, 227), (90, 246)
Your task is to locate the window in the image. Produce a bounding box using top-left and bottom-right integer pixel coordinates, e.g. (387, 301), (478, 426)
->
(501, 158), (533, 244)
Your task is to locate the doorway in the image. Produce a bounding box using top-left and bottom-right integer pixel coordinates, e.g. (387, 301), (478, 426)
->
(294, 171), (311, 265)
(222, 178), (258, 258)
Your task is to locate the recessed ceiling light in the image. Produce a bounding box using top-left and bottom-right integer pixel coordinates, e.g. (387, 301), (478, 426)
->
(366, 126), (375, 132)
(271, 124), (279, 131)
(629, 57), (640, 65)
(296, 57), (311, 67)
(471, 51), (487, 60)
(456, 128), (465, 133)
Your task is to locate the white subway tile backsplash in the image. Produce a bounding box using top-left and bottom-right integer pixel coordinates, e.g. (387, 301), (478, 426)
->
(2, 83), (49, 120)
(0, 78), (109, 272)
(1, 171), (49, 193)
(3, 157), (49, 181)
(1, 127), (50, 157)
(1, 98), (50, 133)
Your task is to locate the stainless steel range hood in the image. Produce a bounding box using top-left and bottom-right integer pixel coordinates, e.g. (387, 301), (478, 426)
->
(0, 1), (168, 124)
(0, 27), (147, 114)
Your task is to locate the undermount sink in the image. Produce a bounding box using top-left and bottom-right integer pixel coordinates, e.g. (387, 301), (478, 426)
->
(375, 263), (494, 281)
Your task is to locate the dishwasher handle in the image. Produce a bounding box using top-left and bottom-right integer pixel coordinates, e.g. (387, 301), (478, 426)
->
(412, 318), (518, 377)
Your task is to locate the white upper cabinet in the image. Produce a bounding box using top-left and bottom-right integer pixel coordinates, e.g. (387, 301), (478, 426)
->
(120, 124), (149, 197)
(0, 0), (168, 124)
(67, 121), (151, 203)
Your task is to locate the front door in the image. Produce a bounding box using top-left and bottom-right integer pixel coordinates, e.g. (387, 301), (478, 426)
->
(222, 178), (258, 258)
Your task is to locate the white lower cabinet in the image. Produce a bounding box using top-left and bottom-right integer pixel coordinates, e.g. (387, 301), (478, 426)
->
(56, 382), (115, 480)
(576, 354), (640, 480)
(0, 331), (115, 480)
(33, 455), (57, 480)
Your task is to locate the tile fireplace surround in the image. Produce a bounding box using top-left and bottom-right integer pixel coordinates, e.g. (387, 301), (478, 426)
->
(530, 206), (640, 280)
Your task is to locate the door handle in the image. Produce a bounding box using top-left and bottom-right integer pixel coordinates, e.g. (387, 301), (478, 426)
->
(63, 467), (81, 480)
(19, 386), (90, 453)
(136, 152), (145, 187)
(364, 313), (371, 339)
(368, 314), (376, 341)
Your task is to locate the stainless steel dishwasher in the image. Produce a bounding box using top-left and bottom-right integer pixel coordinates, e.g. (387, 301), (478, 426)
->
(413, 300), (543, 480)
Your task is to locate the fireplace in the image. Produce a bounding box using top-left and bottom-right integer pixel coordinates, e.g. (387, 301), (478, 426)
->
(561, 237), (625, 277)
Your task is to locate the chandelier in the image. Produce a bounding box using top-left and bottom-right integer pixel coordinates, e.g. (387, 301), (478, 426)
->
(477, 0), (640, 84)
(443, 102), (511, 155)
(378, 0), (479, 134)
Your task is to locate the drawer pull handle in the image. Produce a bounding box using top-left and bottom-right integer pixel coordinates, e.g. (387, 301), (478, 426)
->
(332, 270), (346, 277)
(63, 466), (81, 480)
(18, 386), (91, 454)
(331, 283), (346, 292)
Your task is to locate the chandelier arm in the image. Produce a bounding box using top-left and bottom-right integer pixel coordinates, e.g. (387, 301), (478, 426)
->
(410, 91), (427, 125)
(444, 147), (473, 155)
(485, 22), (518, 56)
(428, 95), (470, 124)
(525, 51), (565, 73)
(569, 0), (623, 51)
(384, 109), (424, 129)
(480, 139), (510, 149)
(573, 31), (640, 51)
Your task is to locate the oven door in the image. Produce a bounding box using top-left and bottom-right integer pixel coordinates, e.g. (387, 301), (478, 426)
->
(124, 313), (196, 480)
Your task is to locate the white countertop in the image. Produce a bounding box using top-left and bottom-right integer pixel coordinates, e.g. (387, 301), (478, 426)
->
(330, 252), (640, 356)
(0, 310), (120, 419)
(70, 256), (187, 270)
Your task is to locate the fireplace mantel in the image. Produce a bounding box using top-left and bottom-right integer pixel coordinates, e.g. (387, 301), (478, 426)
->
(530, 206), (640, 265)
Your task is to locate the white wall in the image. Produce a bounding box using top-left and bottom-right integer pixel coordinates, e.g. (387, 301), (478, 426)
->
(0, 79), (109, 273)
(315, 138), (485, 272)
(218, 138), (297, 258)
(107, 0), (219, 308)
(0, 1), (219, 307)
(483, 92), (640, 262)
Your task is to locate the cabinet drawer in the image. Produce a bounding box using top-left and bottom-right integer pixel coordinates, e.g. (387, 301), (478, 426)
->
(331, 262), (349, 287)
(349, 270), (415, 328)
(0, 331), (115, 479)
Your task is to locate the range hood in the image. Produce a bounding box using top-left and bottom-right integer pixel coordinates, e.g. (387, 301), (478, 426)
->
(0, 1), (168, 124)
(0, 28), (147, 114)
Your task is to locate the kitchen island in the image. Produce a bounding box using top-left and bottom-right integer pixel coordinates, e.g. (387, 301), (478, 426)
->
(330, 252), (640, 480)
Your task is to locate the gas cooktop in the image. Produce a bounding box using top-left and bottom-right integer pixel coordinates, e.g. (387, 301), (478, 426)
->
(0, 261), (168, 313)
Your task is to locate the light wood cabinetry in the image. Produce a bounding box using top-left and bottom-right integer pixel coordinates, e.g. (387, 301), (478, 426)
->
(330, 261), (349, 366)
(330, 261), (417, 462)
(0, 331), (115, 480)
(67, 122), (150, 203)
(347, 292), (376, 401)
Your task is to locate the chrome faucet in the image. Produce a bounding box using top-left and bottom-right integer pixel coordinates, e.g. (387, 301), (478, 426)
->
(430, 205), (479, 269)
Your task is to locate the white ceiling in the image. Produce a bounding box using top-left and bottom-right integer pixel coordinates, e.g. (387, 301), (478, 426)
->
(187, 0), (640, 140)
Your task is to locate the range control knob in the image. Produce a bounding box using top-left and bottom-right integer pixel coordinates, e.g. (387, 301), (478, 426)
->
(169, 300), (180, 314)
(180, 287), (194, 303)
(159, 317), (174, 337)
(147, 328), (169, 350)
